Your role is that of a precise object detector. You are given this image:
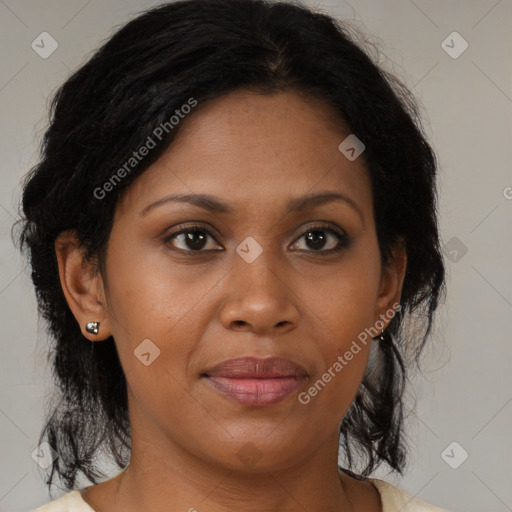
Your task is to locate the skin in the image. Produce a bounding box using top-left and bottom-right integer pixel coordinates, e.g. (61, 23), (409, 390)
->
(55, 89), (407, 512)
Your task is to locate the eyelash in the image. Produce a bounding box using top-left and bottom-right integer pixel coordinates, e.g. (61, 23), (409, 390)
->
(163, 223), (350, 255)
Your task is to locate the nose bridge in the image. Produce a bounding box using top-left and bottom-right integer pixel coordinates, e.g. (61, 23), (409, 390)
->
(220, 237), (299, 333)
(234, 237), (286, 300)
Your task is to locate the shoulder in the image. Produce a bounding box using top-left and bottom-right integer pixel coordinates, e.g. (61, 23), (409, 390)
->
(32, 490), (95, 512)
(370, 478), (449, 512)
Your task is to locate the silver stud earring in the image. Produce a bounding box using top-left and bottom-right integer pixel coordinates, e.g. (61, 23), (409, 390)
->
(85, 321), (100, 335)
(379, 329), (385, 342)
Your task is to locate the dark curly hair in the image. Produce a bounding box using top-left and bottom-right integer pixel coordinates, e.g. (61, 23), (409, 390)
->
(15, 0), (446, 493)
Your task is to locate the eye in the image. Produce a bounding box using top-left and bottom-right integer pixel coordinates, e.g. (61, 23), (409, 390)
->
(291, 224), (349, 253)
(163, 223), (349, 254)
(164, 225), (222, 252)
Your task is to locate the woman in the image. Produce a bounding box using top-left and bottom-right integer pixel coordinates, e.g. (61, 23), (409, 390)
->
(18, 0), (448, 510)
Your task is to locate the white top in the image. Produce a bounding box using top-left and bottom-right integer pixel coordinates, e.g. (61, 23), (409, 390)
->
(32, 478), (449, 511)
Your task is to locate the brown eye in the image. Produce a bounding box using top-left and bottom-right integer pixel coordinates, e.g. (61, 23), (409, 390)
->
(291, 225), (349, 253)
(164, 227), (222, 252)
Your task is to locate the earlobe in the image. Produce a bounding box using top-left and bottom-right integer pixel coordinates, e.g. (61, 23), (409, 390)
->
(374, 243), (407, 329)
(54, 231), (112, 341)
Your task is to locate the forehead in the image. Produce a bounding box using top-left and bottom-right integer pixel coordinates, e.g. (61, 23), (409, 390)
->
(117, 89), (372, 218)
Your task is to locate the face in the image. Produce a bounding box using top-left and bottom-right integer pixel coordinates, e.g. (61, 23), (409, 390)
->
(57, 89), (406, 473)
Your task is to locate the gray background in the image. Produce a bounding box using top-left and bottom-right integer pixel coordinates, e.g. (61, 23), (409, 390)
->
(1, 1), (511, 511)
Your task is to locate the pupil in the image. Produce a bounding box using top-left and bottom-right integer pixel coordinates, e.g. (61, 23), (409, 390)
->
(306, 230), (326, 250)
(186, 230), (206, 250)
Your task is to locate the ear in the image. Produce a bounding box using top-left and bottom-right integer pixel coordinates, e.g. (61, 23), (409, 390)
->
(373, 240), (407, 328)
(54, 230), (112, 341)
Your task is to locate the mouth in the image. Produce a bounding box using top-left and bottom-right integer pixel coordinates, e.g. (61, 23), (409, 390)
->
(201, 356), (308, 407)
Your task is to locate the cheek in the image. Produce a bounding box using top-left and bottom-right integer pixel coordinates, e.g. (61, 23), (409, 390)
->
(103, 238), (226, 380)
(101, 249), (197, 396)
(298, 338), (371, 428)
(300, 263), (380, 419)
(104, 232), (208, 340)
(312, 263), (381, 339)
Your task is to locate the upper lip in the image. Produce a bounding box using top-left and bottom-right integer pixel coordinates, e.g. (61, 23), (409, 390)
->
(203, 356), (308, 379)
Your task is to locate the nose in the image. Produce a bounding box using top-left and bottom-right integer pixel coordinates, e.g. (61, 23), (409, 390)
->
(219, 247), (300, 336)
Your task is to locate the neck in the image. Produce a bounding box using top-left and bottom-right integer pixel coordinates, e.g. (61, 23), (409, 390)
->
(108, 431), (357, 512)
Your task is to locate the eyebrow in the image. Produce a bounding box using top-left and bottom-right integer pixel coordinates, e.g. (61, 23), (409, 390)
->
(139, 191), (364, 222)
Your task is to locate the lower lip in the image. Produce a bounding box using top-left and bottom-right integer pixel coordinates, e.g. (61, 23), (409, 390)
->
(204, 376), (306, 407)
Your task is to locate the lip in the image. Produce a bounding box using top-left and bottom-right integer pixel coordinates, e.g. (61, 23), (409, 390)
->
(202, 356), (308, 407)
